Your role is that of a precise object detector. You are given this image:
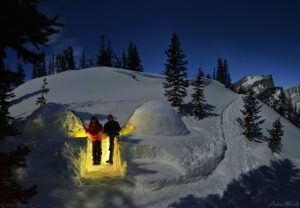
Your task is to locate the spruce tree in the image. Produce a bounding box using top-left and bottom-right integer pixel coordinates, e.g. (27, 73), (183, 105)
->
(216, 58), (230, 86)
(122, 50), (127, 69)
(163, 32), (189, 111)
(63, 46), (76, 70)
(0, 0), (62, 204)
(206, 74), (211, 79)
(96, 35), (113, 67)
(89, 59), (95, 67)
(36, 77), (49, 106)
(48, 59), (52, 75)
(41, 58), (47, 76)
(191, 67), (206, 119)
(31, 61), (37, 79)
(16, 63), (26, 86)
(237, 89), (265, 140)
(277, 88), (287, 116)
(265, 118), (284, 152)
(213, 68), (216, 80)
(80, 48), (87, 69)
(37, 61), (42, 77)
(127, 43), (143, 72)
(106, 40), (113, 67)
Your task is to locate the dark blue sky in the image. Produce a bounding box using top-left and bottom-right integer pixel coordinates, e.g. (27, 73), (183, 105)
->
(6, 0), (300, 87)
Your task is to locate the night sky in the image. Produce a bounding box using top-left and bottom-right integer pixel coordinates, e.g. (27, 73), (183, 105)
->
(6, 0), (300, 87)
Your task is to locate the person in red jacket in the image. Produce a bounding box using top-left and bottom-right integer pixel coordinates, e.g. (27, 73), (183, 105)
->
(84, 116), (104, 165)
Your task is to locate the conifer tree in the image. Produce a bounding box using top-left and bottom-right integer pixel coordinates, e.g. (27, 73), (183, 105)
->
(265, 118), (284, 152)
(96, 35), (113, 67)
(48, 59), (52, 75)
(0, 0), (62, 204)
(41, 59), (47, 76)
(63, 46), (76, 70)
(31, 61), (38, 79)
(80, 48), (87, 69)
(206, 74), (211, 79)
(237, 89), (265, 139)
(277, 88), (287, 116)
(122, 50), (127, 69)
(16, 63), (26, 86)
(213, 68), (216, 80)
(37, 61), (42, 77)
(191, 67), (206, 119)
(36, 77), (49, 106)
(127, 43), (143, 71)
(89, 59), (95, 67)
(163, 32), (189, 111)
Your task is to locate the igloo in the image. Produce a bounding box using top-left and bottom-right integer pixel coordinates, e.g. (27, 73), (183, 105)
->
(125, 100), (189, 136)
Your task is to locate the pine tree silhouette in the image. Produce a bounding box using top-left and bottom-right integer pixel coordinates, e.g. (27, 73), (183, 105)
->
(237, 89), (265, 140)
(163, 32), (189, 111)
(265, 118), (284, 152)
(191, 67), (206, 119)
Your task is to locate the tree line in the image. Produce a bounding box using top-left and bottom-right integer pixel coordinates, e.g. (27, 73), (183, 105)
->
(29, 35), (143, 79)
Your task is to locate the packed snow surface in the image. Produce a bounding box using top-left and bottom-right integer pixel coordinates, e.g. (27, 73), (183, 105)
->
(5, 67), (300, 208)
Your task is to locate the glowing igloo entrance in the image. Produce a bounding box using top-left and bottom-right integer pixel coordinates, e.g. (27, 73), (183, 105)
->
(72, 129), (130, 179)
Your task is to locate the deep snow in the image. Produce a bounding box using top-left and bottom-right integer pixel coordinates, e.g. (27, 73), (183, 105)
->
(6, 67), (300, 208)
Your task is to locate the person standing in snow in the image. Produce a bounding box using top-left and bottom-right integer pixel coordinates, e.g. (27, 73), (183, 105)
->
(84, 116), (104, 165)
(104, 115), (121, 164)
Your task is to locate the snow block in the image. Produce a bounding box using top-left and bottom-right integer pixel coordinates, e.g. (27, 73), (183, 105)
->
(126, 100), (189, 136)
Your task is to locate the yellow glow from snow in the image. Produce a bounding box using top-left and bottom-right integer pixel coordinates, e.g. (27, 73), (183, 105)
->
(119, 124), (134, 135)
(69, 125), (133, 180)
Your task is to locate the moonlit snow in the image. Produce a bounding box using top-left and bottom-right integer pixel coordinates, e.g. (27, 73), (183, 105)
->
(6, 67), (300, 208)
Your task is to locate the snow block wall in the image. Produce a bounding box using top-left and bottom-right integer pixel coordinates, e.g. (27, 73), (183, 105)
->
(126, 100), (190, 136)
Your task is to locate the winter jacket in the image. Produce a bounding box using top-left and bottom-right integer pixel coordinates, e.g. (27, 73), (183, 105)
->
(104, 120), (121, 136)
(87, 123), (104, 141)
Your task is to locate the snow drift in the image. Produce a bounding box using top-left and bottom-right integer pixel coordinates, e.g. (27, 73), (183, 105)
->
(125, 100), (189, 136)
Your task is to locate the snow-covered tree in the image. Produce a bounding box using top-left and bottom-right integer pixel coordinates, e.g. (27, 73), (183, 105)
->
(36, 77), (49, 106)
(237, 89), (265, 140)
(265, 118), (284, 152)
(191, 67), (206, 119)
(163, 32), (189, 111)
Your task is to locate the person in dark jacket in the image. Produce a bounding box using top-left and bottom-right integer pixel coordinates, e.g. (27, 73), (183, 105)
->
(83, 116), (104, 165)
(104, 114), (121, 164)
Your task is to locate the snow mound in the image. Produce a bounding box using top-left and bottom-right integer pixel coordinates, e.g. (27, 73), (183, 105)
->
(22, 103), (84, 140)
(126, 100), (189, 136)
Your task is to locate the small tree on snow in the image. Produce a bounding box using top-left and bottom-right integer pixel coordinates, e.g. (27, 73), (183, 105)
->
(36, 77), (49, 106)
(191, 68), (206, 119)
(237, 89), (265, 140)
(265, 118), (284, 152)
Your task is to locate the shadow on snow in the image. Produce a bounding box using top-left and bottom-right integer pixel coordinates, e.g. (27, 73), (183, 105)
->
(168, 159), (300, 208)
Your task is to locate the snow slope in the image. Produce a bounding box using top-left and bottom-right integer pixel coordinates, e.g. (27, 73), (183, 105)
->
(6, 67), (300, 208)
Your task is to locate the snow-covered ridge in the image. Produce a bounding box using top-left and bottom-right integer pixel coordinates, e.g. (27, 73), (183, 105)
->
(284, 84), (300, 109)
(232, 74), (274, 95)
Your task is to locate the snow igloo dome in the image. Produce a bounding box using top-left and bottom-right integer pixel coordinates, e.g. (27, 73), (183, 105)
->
(125, 100), (189, 136)
(22, 103), (84, 140)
